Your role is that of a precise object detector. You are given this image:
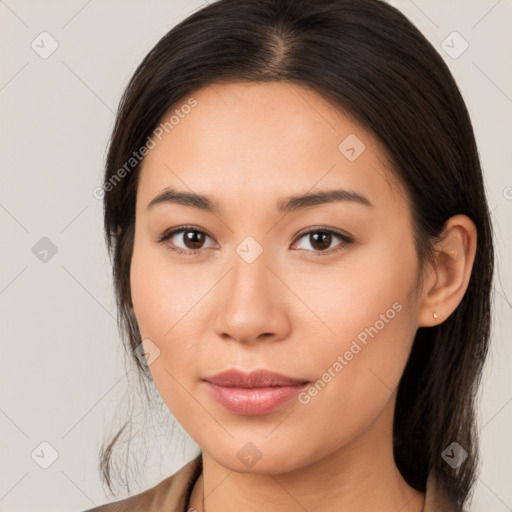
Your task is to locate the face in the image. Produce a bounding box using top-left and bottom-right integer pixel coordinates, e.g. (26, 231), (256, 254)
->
(130, 81), (423, 473)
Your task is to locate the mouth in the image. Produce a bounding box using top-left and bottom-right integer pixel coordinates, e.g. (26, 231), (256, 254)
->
(202, 369), (310, 416)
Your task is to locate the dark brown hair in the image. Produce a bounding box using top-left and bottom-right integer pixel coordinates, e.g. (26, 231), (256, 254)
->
(98, 0), (494, 508)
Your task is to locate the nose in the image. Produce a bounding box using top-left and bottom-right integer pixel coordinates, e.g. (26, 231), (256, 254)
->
(213, 251), (291, 345)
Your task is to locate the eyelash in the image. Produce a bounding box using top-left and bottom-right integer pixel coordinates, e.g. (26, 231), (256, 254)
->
(156, 225), (354, 257)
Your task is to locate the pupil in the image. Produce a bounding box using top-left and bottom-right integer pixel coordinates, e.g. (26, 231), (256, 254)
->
(311, 232), (331, 250)
(185, 230), (204, 249)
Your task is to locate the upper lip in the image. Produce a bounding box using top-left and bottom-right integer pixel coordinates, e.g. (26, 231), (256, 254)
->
(203, 369), (309, 388)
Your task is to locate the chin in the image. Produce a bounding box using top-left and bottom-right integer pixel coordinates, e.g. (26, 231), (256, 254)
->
(203, 436), (319, 475)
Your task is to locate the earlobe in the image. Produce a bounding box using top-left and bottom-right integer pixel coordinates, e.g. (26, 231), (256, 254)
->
(417, 214), (477, 327)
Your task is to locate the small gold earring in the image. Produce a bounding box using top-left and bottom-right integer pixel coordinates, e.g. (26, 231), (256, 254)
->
(433, 312), (438, 319)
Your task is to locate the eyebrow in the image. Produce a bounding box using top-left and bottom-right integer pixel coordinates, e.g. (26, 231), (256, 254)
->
(146, 186), (373, 214)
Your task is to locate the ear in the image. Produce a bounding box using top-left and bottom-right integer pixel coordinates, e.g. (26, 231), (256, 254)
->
(417, 214), (477, 327)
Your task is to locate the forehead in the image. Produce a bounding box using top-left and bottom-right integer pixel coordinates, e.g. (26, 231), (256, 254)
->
(137, 81), (406, 214)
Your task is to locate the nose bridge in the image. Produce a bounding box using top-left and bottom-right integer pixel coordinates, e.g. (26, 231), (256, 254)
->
(230, 231), (274, 298)
(231, 244), (270, 299)
(213, 241), (289, 343)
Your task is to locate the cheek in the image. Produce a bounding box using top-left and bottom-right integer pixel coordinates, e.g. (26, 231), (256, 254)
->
(302, 308), (415, 461)
(130, 236), (206, 341)
(285, 232), (418, 351)
(129, 238), (214, 417)
(315, 248), (417, 428)
(293, 237), (419, 430)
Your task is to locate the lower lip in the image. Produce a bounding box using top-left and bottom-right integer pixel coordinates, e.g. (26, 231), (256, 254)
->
(204, 382), (309, 416)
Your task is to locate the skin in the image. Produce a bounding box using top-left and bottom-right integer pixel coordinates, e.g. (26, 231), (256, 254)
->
(129, 81), (477, 512)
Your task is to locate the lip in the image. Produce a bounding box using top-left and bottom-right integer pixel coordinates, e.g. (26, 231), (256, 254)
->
(202, 369), (310, 416)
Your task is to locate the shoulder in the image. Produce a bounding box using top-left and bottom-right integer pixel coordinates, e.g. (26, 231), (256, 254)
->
(79, 454), (202, 512)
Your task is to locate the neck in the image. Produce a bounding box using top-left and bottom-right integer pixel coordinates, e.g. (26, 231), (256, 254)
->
(188, 397), (424, 512)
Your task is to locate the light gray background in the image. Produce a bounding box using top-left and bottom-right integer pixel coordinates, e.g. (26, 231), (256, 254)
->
(1, 1), (511, 511)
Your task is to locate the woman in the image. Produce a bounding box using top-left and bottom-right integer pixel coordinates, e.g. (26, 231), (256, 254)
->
(83, 0), (494, 510)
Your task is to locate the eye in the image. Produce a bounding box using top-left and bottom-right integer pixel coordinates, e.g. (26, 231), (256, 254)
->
(157, 225), (354, 257)
(291, 228), (354, 255)
(157, 226), (216, 255)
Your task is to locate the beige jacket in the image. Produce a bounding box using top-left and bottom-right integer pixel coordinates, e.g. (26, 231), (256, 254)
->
(81, 455), (460, 512)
